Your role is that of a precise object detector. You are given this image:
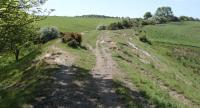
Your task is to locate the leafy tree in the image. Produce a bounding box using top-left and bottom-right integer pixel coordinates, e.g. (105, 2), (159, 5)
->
(0, 0), (52, 61)
(179, 16), (191, 21)
(155, 7), (174, 21)
(155, 6), (174, 17)
(144, 12), (152, 19)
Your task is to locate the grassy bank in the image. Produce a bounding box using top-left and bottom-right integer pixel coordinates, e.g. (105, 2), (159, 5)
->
(109, 29), (200, 107)
(144, 21), (200, 47)
(38, 16), (119, 32)
(0, 30), (98, 107)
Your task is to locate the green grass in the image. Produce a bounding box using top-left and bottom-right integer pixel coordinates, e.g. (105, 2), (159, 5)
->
(109, 29), (200, 108)
(1, 17), (200, 108)
(0, 34), (97, 107)
(83, 30), (100, 48)
(38, 16), (119, 32)
(144, 21), (200, 47)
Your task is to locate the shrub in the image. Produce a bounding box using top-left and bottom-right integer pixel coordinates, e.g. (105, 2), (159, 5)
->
(60, 32), (82, 48)
(144, 12), (153, 20)
(148, 16), (168, 24)
(107, 19), (134, 30)
(121, 19), (131, 28)
(107, 22), (119, 30)
(39, 26), (59, 43)
(179, 16), (196, 21)
(96, 25), (107, 30)
(141, 20), (156, 25)
(139, 35), (151, 45)
(139, 31), (151, 45)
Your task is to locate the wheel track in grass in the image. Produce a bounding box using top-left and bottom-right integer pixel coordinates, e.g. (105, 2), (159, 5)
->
(91, 31), (153, 108)
(127, 41), (200, 108)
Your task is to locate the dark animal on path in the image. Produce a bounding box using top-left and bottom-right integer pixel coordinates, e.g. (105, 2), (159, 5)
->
(60, 32), (82, 47)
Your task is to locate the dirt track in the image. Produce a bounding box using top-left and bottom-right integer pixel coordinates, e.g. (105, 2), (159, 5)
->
(91, 31), (123, 108)
(32, 32), (153, 108)
(32, 34), (125, 108)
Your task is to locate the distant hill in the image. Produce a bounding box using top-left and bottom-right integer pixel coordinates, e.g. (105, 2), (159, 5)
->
(38, 16), (120, 32)
(75, 14), (120, 19)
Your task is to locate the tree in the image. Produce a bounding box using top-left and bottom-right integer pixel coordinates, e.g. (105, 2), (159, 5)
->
(144, 12), (152, 19)
(155, 6), (174, 21)
(0, 0), (52, 61)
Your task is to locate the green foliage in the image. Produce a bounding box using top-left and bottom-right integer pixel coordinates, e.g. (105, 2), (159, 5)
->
(155, 7), (174, 20)
(179, 16), (199, 21)
(107, 22), (120, 30)
(121, 19), (131, 28)
(148, 16), (168, 24)
(96, 25), (107, 30)
(144, 12), (152, 19)
(141, 20), (156, 25)
(139, 35), (151, 45)
(154, 7), (181, 22)
(39, 26), (59, 43)
(107, 18), (142, 30)
(0, 0), (48, 61)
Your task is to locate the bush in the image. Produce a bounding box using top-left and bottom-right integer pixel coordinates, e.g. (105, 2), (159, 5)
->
(139, 35), (151, 45)
(148, 16), (168, 24)
(107, 19), (133, 30)
(139, 31), (151, 45)
(61, 32), (82, 48)
(144, 12), (153, 20)
(39, 26), (59, 43)
(179, 16), (196, 21)
(121, 19), (131, 28)
(107, 22), (120, 30)
(96, 25), (107, 30)
(141, 20), (156, 25)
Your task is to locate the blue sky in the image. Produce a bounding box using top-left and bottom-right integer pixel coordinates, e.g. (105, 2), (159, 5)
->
(42, 0), (200, 18)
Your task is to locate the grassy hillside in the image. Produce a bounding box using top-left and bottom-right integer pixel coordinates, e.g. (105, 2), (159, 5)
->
(1, 16), (200, 108)
(109, 29), (200, 107)
(0, 31), (97, 107)
(144, 21), (200, 47)
(38, 16), (120, 32)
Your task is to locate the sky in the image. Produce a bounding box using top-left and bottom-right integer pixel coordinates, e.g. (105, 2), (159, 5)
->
(41, 0), (200, 18)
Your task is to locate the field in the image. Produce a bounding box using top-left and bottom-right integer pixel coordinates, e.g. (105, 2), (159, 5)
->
(1, 16), (200, 108)
(144, 21), (200, 47)
(38, 16), (120, 32)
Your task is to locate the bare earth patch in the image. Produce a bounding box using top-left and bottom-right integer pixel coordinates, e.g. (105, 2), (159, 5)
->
(33, 46), (100, 108)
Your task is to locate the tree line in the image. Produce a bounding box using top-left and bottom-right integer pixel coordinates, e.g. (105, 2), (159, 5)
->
(75, 14), (120, 19)
(97, 6), (200, 31)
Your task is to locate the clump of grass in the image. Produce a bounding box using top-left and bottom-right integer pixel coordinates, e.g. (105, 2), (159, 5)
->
(139, 35), (151, 45)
